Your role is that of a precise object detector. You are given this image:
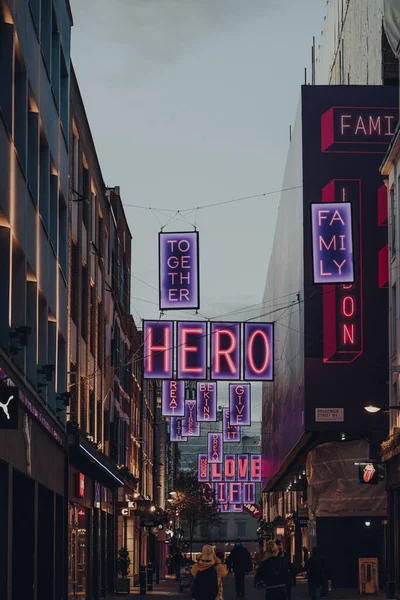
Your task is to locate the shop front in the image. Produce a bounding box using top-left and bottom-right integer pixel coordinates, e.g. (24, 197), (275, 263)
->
(385, 450), (400, 598)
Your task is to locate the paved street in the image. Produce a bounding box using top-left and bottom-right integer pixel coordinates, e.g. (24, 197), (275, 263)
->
(110, 575), (385, 600)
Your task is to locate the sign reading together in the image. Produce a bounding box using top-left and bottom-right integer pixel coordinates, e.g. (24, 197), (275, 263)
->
(159, 231), (199, 310)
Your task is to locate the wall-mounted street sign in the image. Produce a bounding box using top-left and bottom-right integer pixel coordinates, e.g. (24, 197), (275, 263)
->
(159, 231), (200, 310)
(315, 408), (344, 422)
(0, 386), (18, 429)
(311, 202), (354, 284)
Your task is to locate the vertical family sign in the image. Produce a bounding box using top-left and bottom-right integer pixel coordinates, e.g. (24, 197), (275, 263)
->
(159, 232), (200, 310)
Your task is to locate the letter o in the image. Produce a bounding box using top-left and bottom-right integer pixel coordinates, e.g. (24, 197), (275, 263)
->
(342, 296), (355, 318)
(178, 240), (190, 252)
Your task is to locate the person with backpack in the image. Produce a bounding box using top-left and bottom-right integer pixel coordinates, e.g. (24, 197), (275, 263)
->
(255, 540), (291, 600)
(226, 540), (253, 598)
(191, 544), (227, 600)
(305, 548), (325, 600)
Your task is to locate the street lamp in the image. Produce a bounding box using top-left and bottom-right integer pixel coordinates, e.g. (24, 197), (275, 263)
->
(364, 404), (400, 413)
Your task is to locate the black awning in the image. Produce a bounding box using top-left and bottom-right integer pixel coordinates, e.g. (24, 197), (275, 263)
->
(68, 431), (124, 488)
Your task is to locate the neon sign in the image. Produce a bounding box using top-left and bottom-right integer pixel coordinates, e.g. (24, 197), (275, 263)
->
(197, 382), (217, 422)
(224, 454), (236, 482)
(208, 433), (223, 464)
(215, 482), (228, 503)
(211, 322), (241, 380)
(170, 417), (187, 442)
(143, 321), (173, 379)
(198, 454), (209, 482)
(229, 483), (242, 504)
(159, 231), (199, 310)
(177, 321), (207, 380)
(229, 384), (251, 426)
(182, 400), (200, 437)
(243, 482), (256, 504)
(311, 202), (354, 284)
(244, 323), (273, 381)
(223, 408), (241, 443)
(322, 181), (363, 362)
(321, 106), (398, 153)
(211, 462), (223, 482)
(162, 380), (185, 417)
(238, 454), (249, 482)
(250, 455), (261, 482)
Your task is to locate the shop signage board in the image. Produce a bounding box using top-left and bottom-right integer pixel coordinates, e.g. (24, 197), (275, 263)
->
(159, 231), (199, 310)
(0, 386), (18, 429)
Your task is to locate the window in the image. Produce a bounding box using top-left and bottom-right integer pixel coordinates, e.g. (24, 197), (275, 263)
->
(49, 169), (58, 249)
(59, 193), (67, 275)
(82, 166), (89, 228)
(60, 50), (69, 139)
(40, 0), (52, 74)
(39, 132), (50, 230)
(14, 53), (28, 171)
(392, 283), (397, 356)
(71, 243), (79, 325)
(236, 522), (246, 537)
(218, 522), (228, 538)
(29, 0), (40, 35)
(0, 20), (14, 133)
(81, 265), (89, 342)
(28, 90), (40, 203)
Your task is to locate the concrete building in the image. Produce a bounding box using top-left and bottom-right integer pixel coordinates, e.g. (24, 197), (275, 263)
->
(0, 1), (72, 599)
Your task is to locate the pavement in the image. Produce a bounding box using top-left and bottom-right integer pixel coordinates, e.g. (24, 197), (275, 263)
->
(109, 574), (386, 600)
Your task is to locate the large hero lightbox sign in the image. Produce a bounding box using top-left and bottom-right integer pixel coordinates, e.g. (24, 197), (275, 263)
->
(311, 203), (354, 284)
(143, 320), (274, 381)
(159, 231), (199, 310)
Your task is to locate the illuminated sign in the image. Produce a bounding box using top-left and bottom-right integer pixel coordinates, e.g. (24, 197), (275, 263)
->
(215, 482), (228, 503)
(162, 380), (185, 417)
(197, 382), (217, 422)
(198, 454), (209, 482)
(311, 202), (354, 284)
(208, 433), (223, 464)
(229, 384), (251, 426)
(170, 417), (187, 442)
(322, 181), (362, 362)
(143, 321), (173, 379)
(77, 473), (85, 499)
(202, 482), (214, 503)
(244, 323), (273, 381)
(243, 482), (256, 504)
(321, 106), (398, 153)
(358, 462), (385, 485)
(211, 463), (223, 482)
(0, 386), (18, 429)
(159, 231), (199, 310)
(220, 503), (231, 513)
(224, 454), (236, 482)
(211, 322), (241, 380)
(182, 401), (200, 436)
(231, 504), (244, 513)
(238, 455), (249, 482)
(177, 322), (207, 379)
(223, 408), (240, 443)
(250, 455), (262, 482)
(229, 483), (242, 504)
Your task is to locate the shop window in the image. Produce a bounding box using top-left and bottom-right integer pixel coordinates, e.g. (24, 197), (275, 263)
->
(0, 461), (8, 598)
(68, 504), (88, 599)
(12, 470), (35, 600)
(37, 485), (54, 598)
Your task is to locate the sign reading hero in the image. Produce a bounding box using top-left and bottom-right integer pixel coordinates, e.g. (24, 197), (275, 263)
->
(311, 202), (354, 284)
(159, 232), (199, 310)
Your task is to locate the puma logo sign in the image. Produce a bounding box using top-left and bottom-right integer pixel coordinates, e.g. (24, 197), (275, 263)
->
(0, 395), (14, 420)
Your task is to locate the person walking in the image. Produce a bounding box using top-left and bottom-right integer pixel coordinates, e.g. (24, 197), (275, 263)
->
(255, 540), (291, 600)
(305, 548), (325, 600)
(191, 545), (227, 600)
(227, 539), (253, 598)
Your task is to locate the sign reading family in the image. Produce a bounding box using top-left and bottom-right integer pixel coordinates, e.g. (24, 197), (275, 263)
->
(143, 321), (274, 381)
(311, 202), (354, 284)
(159, 231), (200, 310)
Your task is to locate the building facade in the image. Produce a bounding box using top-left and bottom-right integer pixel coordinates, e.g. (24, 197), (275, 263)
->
(0, 1), (72, 599)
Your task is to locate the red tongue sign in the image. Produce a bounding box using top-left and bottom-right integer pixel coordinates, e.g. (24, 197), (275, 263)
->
(363, 464), (376, 483)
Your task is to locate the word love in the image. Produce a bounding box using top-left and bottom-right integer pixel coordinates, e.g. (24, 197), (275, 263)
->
(198, 453), (261, 483)
(311, 202), (354, 284)
(159, 231), (199, 310)
(143, 320), (274, 381)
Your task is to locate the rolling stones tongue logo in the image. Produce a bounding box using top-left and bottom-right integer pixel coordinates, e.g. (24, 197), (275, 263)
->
(363, 464), (376, 483)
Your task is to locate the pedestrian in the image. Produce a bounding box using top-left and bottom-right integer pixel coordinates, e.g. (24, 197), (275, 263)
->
(191, 544), (227, 600)
(305, 548), (325, 600)
(226, 539), (253, 598)
(275, 540), (284, 557)
(183, 553), (194, 566)
(255, 540), (291, 600)
(303, 547), (309, 567)
(174, 551), (183, 581)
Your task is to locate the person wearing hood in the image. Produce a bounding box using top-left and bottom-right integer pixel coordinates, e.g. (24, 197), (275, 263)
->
(255, 540), (291, 600)
(191, 545), (227, 600)
(227, 540), (253, 598)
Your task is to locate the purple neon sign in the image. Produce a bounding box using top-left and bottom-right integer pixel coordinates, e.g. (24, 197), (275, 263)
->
(211, 462), (223, 482)
(220, 503), (231, 513)
(224, 454), (236, 482)
(238, 454), (249, 482)
(311, 202), (354, 284)
(197, 382), (217, 422)
(243, 482), (256, 504)
(229, 384), (251, 426)
(198, 454), (209, 482)
(162, 380), (185, 417)
(159, 231), (199, 310)
(231, 504), (243, 513)
(250, 454), (262, 482)
(208, 433), (223, 464)
(177, 321), (207, 379)
(223, 408), (241, 443)
(143, 321), (173, 379)
(244, 322), (274, 381)
(211, 322), (241, 380)
(170, 417), (187, 442)
(182, 400), (200, 436)
(229, 482), (242, 504)
(215, 482), (228, 503)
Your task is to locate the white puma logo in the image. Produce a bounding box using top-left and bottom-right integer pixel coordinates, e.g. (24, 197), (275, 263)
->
(0, 395), (14, 420)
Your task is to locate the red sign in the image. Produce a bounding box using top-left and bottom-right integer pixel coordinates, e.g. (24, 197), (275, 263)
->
(243, 503), (262, 519)
(77, 473), (85, 498)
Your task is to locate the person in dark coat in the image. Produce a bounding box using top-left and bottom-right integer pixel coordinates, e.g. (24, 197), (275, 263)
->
(227, 540), (253, 598)
(255, 541), (291, 600)
(305, 548), (325, 600)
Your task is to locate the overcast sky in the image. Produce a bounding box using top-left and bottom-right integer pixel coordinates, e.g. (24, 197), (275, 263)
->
(70, 0), (326, 417)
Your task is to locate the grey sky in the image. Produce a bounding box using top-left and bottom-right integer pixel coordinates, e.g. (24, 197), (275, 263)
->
(70, 0), (325, 417)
